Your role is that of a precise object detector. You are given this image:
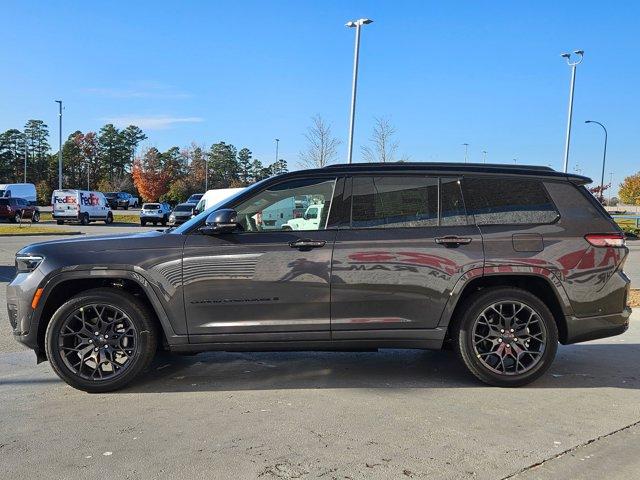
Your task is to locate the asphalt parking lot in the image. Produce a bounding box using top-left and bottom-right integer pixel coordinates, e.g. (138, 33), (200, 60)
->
(1, 225), (639, 480)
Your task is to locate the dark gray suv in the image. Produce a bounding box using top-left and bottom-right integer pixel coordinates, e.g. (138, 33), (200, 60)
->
(7, 163), (631, 392)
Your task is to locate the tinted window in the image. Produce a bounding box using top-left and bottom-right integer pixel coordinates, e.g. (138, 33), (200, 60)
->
(440, 178), (467, 226)
(0, 198), (9, 205)
(351, 176), (438, 228)
(144, 204), (160, 209)
(235, 177), (336, 232)
(463, 177), (559, 225)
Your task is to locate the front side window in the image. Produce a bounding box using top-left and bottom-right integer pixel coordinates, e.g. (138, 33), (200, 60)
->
(351, 176), (438, 228)
(234, 177), (336, 232)
(463, 177), (559, 225)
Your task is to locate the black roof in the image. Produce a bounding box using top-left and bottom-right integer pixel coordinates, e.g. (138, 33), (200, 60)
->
(315, 162), (591, 184)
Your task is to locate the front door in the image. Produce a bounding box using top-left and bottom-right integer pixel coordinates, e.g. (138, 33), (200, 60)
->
(183, 176), (339, 342)
(330, 175), (484, 335)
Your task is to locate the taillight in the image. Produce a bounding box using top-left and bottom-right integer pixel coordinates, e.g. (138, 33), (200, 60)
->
(585, 233), (625, 247)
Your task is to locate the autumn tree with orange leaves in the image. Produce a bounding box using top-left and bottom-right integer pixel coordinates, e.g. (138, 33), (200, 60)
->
(132, 147), (171, 202)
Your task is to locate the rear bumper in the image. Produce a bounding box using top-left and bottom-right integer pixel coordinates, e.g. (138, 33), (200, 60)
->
(563, 307), (632, 344)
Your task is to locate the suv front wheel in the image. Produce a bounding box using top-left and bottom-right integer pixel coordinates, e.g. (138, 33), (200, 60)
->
(45, 288), (158, 392)
(453, 287), (558, 387)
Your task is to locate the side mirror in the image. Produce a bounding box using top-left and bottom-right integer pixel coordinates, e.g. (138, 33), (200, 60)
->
(199, 209), (239, 235)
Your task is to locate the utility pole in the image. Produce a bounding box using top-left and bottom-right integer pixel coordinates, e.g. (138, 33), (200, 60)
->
(275, 138), (280, 164)
(55, 100), (63, 189)
(462, 143), (469, 163)
(481, 150), (487, 163)
(346, 18), (373, 164)
(561, 50), (584, 173)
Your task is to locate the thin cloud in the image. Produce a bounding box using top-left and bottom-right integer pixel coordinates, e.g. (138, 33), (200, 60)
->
(102, 115), (204, 130)
(84, 83), (192, 99)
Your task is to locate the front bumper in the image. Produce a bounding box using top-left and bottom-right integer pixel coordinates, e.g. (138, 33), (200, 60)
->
(7, 270), (46, 355)
(563, 307), (632, 344)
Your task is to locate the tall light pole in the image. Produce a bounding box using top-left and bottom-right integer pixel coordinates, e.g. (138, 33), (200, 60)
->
(462, 143), (469, 163)
(346, 18), (373, 164)
(482, 150), (487, 164)
(585, 120), (608, 203)
(274, 138), (280, 164)
(561, 50), (584, 173)
(55, 100), (63, 189)
(608, 172), (614, 205)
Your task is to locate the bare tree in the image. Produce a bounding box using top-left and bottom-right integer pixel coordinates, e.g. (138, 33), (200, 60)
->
(361, 116), (400, 163)
(299, 115), (341, 168)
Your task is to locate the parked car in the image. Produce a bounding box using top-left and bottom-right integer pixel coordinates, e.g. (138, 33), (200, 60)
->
(105, 192), (139, 210)
(0, 197), (39, 223)
(169, 203), (196, 225)
(186, 193), (204, 205)
(193, 188), (244, 215)
(7, 163), (632, 392)
(0, 183), (37, 205)
(282, 202), (325, 231)
(51, 189), (112, 225)
(140, 202), (171, 226)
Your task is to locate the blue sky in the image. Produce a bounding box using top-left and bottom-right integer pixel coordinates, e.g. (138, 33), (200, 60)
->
(2, 1), (639, 193)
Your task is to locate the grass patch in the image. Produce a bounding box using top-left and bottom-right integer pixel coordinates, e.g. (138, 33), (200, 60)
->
(39, 212), (140, 224)
(0, 225), (81, 236)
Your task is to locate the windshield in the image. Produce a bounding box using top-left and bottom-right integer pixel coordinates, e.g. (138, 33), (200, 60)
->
(188, 194), (203, 202)
(173, 205), (194, 212)
(171, 179), (269, 234)
(143, 203), (160, 209)
(105, 192), (117, 198)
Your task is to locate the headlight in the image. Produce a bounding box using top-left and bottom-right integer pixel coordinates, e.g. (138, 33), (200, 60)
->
(16, 254), (45, 273)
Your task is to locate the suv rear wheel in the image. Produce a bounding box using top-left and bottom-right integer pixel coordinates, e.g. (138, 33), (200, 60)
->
(45, 288), (158, 392)
(80, 213), (89, 225)
(453, 287), (558, 387)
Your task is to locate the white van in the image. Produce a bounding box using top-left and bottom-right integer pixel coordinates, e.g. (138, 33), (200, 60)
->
(0, 183), (37, 205)
(194, 188), (245, 215)
(52, 189), (113, 225)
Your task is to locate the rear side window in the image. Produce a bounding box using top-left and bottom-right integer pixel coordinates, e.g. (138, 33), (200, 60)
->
(351, 176), (438, 228)
(440, 178), (467, 226)
(463, 177), (559, 225)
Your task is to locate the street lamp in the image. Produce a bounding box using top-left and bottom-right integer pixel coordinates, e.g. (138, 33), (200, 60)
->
(561, 50), (584, 173)
(55, 100), (63, 189)
(24, 136), (28, 183)
(585, 120), (608, 203)
(346, 18), (373, 164)
(462, 143), (469, 163)
(481, 150), (487, 164)
(274, 138), (280, 164)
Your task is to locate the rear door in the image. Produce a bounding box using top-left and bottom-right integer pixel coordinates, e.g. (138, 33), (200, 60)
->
(330, 175), (484, 336)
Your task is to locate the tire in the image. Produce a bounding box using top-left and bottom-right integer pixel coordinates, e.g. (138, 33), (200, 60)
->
(11, 211), (21, 223)
(105, 212), (113, 225)
(452, 287), (558, 387)
(124, 204), (129, 210)
(161, 215), (167, 226)
(45, 288), (158, 393)
(80, 213), (89, 226)
(32, 211), (40, 223)
(134, 202), (139, 208)
(141, 220), (147, 226)
(152, 221), (157, 226)
(56, 220), (64, 225)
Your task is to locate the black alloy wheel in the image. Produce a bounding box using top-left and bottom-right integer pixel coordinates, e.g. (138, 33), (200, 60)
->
(45, 288), (158, 392)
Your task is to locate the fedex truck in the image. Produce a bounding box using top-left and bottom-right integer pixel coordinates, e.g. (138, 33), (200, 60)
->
(52, 189), (113, 225)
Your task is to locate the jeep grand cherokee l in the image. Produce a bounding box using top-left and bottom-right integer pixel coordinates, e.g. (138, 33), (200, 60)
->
(7, 163), (631, 392)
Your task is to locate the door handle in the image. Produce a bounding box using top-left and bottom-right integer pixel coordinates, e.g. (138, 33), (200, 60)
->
(289, 239), (327, 250)
(435, 236), (472, 248)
